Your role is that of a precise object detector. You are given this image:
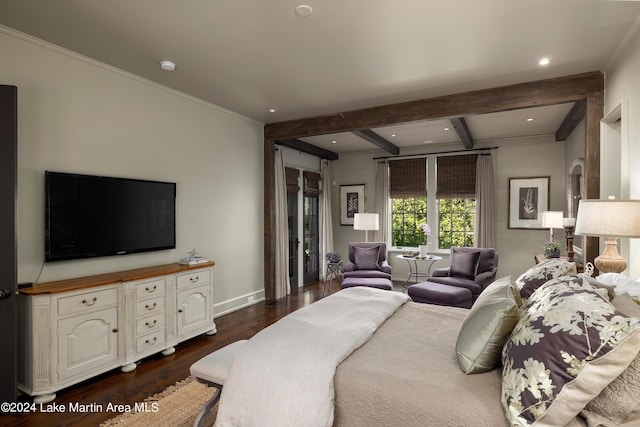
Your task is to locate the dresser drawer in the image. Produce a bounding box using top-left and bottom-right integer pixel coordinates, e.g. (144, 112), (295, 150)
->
(58, 287), (118, 316)
(136, 330), (165, 353)
(135, 313), (165, 335)
(135, 295), (165, 317)
(176, 269), (211, 289)
(135, 279), (165, 299)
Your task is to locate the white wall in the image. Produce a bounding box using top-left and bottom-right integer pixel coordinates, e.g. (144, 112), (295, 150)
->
(0, 27), (265, 315)
(604, 22), (640, 279)
(330, 136), (567, 281)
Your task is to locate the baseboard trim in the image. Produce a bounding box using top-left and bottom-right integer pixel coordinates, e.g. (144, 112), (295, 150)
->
(213, 289), (265, 318)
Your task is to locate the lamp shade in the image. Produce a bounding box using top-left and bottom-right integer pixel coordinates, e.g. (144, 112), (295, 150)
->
(541, 211), (564, 229)
(353, 213), (379, 231)
(575, 199), (640, 237)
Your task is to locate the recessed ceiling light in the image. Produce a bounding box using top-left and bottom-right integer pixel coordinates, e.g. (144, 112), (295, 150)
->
(443, 127), (450, 131)
(160, 60), (176, 71)
(539, 58), (550, 66)
(331, 140), (337, 144)
(526, 118), (534, 122)
(390, 134), (397, 137)
(424, 140), (434, 144)
(295, 5), (313, 17)
(269, 108), (277, 113)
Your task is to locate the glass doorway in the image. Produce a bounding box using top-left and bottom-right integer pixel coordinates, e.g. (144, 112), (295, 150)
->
(303, 196), (319, 283)
(287, 193), (299, 289)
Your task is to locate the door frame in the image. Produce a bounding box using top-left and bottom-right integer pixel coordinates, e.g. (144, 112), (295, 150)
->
(0, 85), (18, 402)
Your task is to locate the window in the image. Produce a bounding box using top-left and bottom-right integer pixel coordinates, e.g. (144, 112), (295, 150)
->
(389, 155), (477, 250)
(438, 198), (475, 249)
(391, 197), (427, 246)
(436, 154), (477, 249)
(389, 159), (427, 247)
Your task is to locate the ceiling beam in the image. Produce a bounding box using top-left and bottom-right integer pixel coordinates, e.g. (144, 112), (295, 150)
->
(275, 138), (339, 160)
(351, 129), (399, 155)
(264, 71), (604, 140)
(450, 117), (474, 149)
(555, 100), (587, 141)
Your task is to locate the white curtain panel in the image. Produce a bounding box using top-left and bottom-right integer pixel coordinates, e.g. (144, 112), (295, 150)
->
(373, 161), (390, 243)
(274, 148), (291, 299)
(320, 161), (334, 281)
(474, 154), (497, 248)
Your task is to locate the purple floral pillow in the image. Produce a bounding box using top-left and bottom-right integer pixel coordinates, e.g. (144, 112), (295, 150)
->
(501, 276), (640, 426)
(514, 259), (577, 303)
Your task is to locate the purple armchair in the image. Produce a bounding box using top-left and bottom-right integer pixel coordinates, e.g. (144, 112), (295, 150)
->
(343, 242), (392, 280)
(428, 247), (498, 302)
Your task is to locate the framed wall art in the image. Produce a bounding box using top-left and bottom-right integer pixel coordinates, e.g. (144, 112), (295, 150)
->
(340, 184), (365, 225)
(508, 176), (550, 229)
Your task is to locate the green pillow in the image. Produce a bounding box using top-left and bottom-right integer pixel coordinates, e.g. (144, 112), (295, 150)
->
(455, 276), (519, 374)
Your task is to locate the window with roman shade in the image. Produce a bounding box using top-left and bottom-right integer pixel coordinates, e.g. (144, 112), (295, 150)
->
(389, 158), (427, 198)
(436, 154), (478, 199)
(285, 167), (300, 194)
(303, 171), (320, 198)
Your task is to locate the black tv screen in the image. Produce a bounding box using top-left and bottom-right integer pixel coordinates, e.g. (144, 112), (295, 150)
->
(45, 171), (176, 262)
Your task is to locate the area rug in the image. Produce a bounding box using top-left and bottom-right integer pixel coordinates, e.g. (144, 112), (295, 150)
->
(100, 377), (218, 427)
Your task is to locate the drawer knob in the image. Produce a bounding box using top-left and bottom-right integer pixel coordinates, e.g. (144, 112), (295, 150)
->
(178, 309), (183, 313)
(82, 297), (97, 306)
(112, 328), (118, 333)
(145, 285), (157, 293)
(145, 320), (157, 328)
(145, 337), (157, 345)
(145, 302), (157, 311)
(190, 276), (199, 283)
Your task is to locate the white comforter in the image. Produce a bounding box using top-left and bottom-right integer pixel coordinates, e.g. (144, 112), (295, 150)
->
(214, 287), (410, 427)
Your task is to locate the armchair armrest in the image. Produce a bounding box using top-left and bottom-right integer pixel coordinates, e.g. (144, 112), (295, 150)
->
(431, 267), (450, 277)
(474, 268), (498, 287)
(380, 261), (392, 275)
(343, 262), (356, 272)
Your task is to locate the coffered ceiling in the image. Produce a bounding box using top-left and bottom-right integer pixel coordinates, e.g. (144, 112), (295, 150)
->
(1, 1), (639, 154)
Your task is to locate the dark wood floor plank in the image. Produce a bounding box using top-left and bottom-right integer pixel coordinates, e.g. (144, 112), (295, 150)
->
(3, 281), (327, 427)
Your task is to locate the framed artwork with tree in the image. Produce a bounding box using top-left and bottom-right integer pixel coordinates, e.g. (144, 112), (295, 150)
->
(508, 176), (550, 229)
(340, 184), (365, 225)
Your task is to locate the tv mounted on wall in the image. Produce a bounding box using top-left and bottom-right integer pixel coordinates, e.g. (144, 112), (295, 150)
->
(45, 171), (176, 262)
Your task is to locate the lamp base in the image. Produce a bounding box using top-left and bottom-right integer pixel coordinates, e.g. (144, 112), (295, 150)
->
(594, 237), (627, 274)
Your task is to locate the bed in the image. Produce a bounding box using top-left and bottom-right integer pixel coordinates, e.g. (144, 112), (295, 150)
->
(214, 261), (640, 427)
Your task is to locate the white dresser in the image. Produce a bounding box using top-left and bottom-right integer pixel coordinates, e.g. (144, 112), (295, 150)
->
(18, 262), (216, 403)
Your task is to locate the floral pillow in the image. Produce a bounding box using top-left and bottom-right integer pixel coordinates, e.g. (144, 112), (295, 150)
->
(501, 276), (640, 426)
(514, 259), (577, 303)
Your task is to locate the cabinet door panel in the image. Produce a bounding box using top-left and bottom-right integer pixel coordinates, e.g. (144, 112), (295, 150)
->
(177, 284), (211, 337)
(58, 307), (118, 381)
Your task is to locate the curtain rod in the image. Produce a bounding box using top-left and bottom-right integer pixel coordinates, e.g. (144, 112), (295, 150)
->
(373, 146), (498, 161)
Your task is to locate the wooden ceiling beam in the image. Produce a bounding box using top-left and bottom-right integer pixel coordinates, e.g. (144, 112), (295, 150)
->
(275, 138), (339, 160)
(264, 71), (604, 140)
(555, 100), (587, 141)
(450, 117), (474, 149)
(351, 129), (399, 154)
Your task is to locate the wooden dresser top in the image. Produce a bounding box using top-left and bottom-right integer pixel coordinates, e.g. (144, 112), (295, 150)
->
(20, 261), (215, 295)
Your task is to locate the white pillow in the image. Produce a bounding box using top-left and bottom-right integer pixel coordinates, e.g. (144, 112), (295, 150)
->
(597, 273), (640, 299)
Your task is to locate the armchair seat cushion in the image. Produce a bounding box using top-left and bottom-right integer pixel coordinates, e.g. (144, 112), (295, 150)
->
(343, 270), (392, 280)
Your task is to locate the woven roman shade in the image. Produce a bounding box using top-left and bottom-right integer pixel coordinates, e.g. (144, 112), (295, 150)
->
(285, 167), (299, 194)
(389, 158), (427, 198)
(304, 171), (320, 198)
(436, 154), (478, 199)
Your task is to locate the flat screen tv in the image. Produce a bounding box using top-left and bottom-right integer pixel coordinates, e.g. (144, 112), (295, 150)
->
(45, 171), (176, 262)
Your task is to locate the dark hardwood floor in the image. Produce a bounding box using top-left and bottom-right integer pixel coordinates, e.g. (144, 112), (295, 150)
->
(2, 280), (332, 427)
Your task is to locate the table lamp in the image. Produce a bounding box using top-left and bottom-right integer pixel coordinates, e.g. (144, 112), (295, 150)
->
(354, 213), (379, 242)
(541, 211), (564, 242)
(574, 199), (640, 273)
